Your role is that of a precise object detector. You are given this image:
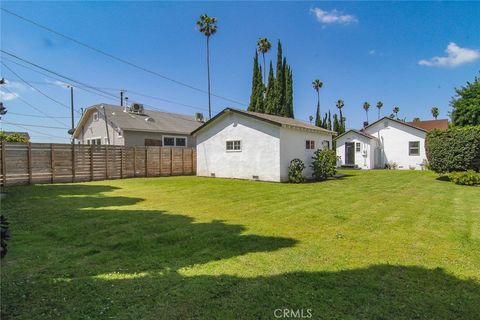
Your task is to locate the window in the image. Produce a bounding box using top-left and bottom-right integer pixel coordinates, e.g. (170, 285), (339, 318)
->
(163, 136), (187, 147)
(306, 140), (315, 150)
(409, 141), (420, 156)
(322, 140), (330, 149)
(89, 138), (101, 145)
(226, 140), (241, 151)
(355, 142), (361, 152)
(93, 112), (99, 122)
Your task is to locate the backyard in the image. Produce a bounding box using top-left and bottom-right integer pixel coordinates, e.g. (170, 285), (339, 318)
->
(1, 170), (479, 319)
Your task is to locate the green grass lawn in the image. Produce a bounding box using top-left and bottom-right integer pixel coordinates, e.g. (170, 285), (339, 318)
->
(1, 170), (479, 319)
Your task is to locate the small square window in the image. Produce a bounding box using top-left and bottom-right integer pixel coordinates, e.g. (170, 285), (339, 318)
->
(226, 140), (241, 151)
(409, 141), (420, 156)
(175, 137), (186, 147)
(164, 137), (175, 146)
(93, 112), (99, 122)
(306, 140), (315, 150)
(355, 142), (361, 152)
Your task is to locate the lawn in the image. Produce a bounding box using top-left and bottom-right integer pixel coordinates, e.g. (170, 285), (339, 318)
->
(1, 170), (479, 319)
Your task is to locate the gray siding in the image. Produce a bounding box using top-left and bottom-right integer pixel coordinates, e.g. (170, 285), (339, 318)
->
(79, 109), (125, 145)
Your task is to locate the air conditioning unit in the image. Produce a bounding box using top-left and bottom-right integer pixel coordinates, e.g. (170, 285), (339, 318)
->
(195, 112), (204, 122)
(129, 103), (144, 114)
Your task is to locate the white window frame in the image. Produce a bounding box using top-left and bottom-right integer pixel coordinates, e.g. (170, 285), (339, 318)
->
(162, 135), (187, 147)
(409, 141), (420, 156)
(306, 140), (315, 150)
(93, 112), (99, 122)
(226, 140), (242, 152)
(355, 142), (361, 152)
(88, 137), (102, 145)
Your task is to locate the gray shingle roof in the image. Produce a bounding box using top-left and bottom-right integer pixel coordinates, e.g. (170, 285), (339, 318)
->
(192, 108), (336, 135)
(76, 104), (203, 135)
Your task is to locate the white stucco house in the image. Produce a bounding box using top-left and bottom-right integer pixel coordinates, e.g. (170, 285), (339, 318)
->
(191, 108), (336, 182)
(335, 117), (448, 170)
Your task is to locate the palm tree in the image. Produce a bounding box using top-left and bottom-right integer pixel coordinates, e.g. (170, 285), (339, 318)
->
(376, 101), (383, 119)
(363, 102), (371, 123)
(196, 14), (217, 119)
(393, 106), (400, 119)
(336, 99), (345, 133)
(309, 115), (314, 124)
(312, 80), (323, 127)
(431, 107), (439, 119)
(257, 38), (272, 86)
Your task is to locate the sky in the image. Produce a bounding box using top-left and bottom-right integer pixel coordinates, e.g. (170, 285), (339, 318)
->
(1, 1), (479, 143)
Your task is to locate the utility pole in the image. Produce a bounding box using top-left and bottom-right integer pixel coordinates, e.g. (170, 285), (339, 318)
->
(0, 79), (7, 131)
(120, 90), (124, 108)
(67, 85), (75, 144)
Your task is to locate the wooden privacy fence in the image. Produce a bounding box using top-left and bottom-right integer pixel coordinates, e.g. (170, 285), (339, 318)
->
(0, 142), (196, 186)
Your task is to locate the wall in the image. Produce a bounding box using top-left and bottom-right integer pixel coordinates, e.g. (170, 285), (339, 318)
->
(124, 131), (196, 147)
(279, 127), (333, 181)
(80, 108), (125, 145)
(366, 119), (426, 170)
(335, 132), (376, 169)
(195, 112), (281, 182)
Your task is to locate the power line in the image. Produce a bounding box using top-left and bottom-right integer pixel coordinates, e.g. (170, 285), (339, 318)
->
(1, 122), (70, 140)
(8, 112), (70, 119)
(2, 8), (246, 107)
(1, 87), (70, 127)
(1, 121), (69, 130)
(1, 61), (82, 115)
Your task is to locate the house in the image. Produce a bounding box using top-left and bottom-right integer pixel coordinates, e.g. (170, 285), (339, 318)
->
(334, 117), (448, 170)
(73, 103), (204, 147)
(191, 108), (336, 182)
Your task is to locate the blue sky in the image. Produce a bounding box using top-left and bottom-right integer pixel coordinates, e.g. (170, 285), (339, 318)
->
(1, 1), (479, 142)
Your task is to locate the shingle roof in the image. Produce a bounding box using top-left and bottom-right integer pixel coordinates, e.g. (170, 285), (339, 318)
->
(192, 108), (336, 135)
(364, 116), (427, 133)
(334, 129), (376, 141)
(407, 119), (449, 132)
(74, 104), (203, 137)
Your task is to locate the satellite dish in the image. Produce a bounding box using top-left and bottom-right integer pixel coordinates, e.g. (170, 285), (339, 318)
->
(68, 128), (75, 135)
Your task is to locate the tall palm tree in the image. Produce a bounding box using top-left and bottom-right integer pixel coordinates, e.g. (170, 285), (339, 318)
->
(309, 115), (314, 124)
(363, 102), (371, 123)
(376, 101), (383, 119)
(431, 107), (439, 119)
(196, 14), (217, 119)
(257, 38), (272, 86)
(393, 106), (400, 119)
(312, 80), (323, 127)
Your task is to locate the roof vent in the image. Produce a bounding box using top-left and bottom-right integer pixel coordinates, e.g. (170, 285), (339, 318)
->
(195, 112), (204, 122)
(129, 103), (144, 114)
(145, 117), (154, 123)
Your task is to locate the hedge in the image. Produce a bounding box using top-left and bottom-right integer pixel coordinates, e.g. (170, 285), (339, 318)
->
(426, 126), (480, 173)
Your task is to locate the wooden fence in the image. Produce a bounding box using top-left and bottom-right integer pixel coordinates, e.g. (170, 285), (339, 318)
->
(0, 142), (196, 186)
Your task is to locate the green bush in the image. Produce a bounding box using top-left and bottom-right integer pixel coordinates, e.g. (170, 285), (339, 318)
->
(0, 132), (29, 143)
(426, 126), (480, 173)
(288, 159), (305, 183)
(448, 170), (480, 186)
(311, 149), (338, 181)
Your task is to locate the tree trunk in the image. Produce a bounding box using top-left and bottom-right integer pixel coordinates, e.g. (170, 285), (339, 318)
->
(206, 36), (212, 119)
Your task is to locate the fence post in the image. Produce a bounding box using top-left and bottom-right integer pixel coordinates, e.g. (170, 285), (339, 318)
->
(27, 143), (32, 184)
(120, 147), (123, 179)
(1, 141), (6, 186)
(71, 143), (75, 183)
(159, 147), (162, 176)
(105, 146), (109, 179)
(90, 145), (94, 181)
(181, 148), (184, 175)
(133, 147), (136, 177)
(51, 144), (55, 183)
(145, 146), (148, 177)
(191, 147), (195, 174)
(170, 148), (173, 176)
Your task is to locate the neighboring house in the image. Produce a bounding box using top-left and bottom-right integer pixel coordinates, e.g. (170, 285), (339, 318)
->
(73, 103), (204, 147)
(335, 117), (448, 170)
(191, 108), (336, 182)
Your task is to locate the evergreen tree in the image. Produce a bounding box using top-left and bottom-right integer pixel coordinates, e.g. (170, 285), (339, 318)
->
(286, 66), (294, 118)
(273, 41), (285, 115)
(265, 61), (276, 114)
(248, 51), (260, 111)
(322, 113), (328, 129)
(313, 80), (323, 127)
(328, 110), (332, 130)
(333, 114), (340, 133)
(254, 65), (265, 113)
(451, 74), (480, 126)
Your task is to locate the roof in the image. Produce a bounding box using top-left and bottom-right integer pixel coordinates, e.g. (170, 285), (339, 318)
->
(191, 108), (336, 135)
(74, 104), (203, 137)
(407, 119), (449, 132)
(334, 129), (376, 141)
(364, 116), (427, 133)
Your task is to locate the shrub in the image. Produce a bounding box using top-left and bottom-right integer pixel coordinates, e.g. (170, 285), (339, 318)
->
(426, 126), (480, 173)
(1, 215), (10, 259)
(448, 170), (480, 186)
(288, 159), (305, 183)
(0, 132), (29, 143)
(385, 161), (398, 170)
(311, 149), (338, 181)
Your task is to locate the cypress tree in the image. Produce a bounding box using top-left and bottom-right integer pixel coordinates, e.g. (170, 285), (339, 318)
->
(248, 51), (260, 112)
(333, 114), (339, 133)
(315, 102), (322, 127)
(254, 65), (265, 113)
(285, 66), (294, 118)
(322, 113), (328, 129)
(273, 41), (284, 115)
(328, 110), (332, 130)
(265, 61), (276, 114)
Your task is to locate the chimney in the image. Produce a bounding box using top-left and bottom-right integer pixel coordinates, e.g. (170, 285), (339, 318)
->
(195, 112), (204, 122)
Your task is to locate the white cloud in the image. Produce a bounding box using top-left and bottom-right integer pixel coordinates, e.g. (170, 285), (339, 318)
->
(419, 42), (480, 67)
(45, 78), (70, 89)
(0, 90), (19, 101)
(310, 7), (358, 25)
(4, 79), (27, 91)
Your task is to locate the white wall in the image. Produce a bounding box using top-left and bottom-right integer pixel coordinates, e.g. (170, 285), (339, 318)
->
(279, 127), (333, 181)
(80, 109), (125, 145)
(196, 112), (281, 182)
(335, 132), (375, 169)
(365, 119), (427, 170)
